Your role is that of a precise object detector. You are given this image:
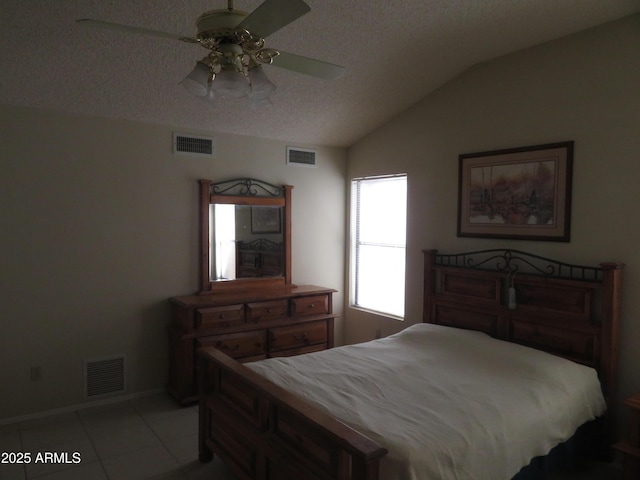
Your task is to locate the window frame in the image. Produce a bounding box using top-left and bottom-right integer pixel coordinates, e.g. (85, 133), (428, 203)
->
(349, 173), (407, 319)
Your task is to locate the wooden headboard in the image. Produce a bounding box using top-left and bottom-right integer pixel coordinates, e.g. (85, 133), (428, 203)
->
(423, 249), (624, 442)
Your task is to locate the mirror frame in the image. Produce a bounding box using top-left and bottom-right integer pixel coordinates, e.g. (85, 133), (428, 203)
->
(199, 178), (293, 294)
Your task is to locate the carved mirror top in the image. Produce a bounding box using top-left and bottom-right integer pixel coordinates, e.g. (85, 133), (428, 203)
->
(210, 178), (284, 198)
(199, 178), (293, 294)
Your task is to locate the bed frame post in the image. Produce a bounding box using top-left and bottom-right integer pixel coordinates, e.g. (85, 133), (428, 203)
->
(600, 261), (625, 447)
(352, 457), (380, 480)
(423, 249), (438, 324)
(198, 356), (214, 463)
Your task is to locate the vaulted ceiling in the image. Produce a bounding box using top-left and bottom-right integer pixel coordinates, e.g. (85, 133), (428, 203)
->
(2, 1), (638, 147)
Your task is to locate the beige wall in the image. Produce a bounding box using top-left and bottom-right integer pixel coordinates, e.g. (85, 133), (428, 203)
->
(346, 14), (640, 417)
(0, 108), (346, 419)
(2, 12), (638, 425)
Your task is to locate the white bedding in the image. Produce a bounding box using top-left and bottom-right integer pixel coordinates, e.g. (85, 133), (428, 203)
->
(247, 323), (606, 480)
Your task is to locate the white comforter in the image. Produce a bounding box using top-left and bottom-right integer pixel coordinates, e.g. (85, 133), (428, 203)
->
(247, 323), (606, 480)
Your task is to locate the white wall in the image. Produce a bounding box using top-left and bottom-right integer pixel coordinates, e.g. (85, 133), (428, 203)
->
(346, 14), (640, 421)
(0, 107), (346, 419)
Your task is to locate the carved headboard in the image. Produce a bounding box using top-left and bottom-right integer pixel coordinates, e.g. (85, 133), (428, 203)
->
(423, 249), (624, 439)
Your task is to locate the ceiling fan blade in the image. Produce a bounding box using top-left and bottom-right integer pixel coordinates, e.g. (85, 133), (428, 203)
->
(237, 0), (310, 38)
(271, 51), (345, 80)
(76, 19), (198, 44)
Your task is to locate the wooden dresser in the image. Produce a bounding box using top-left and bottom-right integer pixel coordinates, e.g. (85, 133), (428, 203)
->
(167, 284), (336, 404)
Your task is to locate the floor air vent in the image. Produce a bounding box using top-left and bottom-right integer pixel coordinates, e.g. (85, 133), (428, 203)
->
(287, 147), (317, 167)
(84, 355), (125, 398)
(173, 133), (215, 157)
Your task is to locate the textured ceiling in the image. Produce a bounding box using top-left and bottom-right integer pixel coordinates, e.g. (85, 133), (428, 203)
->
(1, 1), (639, 147)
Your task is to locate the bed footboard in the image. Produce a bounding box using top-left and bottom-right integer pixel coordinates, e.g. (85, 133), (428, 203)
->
(197, 346), (387, 480)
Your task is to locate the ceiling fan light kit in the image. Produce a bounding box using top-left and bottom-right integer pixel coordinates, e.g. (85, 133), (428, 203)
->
(77, 0), (345, 107)
(210, 69), (251, 99)
(179, 62), (211, 97)
(249, 67), (276, 98)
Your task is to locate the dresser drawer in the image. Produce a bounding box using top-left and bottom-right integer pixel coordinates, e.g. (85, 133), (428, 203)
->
(246, 300), (289, 324)
(195, 304), (245, 330)
(269, 321), (327, 351)
(198, 331), (265, 359)
(291, 295), (329, 317)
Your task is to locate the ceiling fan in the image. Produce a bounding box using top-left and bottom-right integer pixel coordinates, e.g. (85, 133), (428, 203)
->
(77, 0), (345, 107)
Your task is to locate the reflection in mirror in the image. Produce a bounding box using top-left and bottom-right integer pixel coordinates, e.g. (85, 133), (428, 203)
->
(210, 204), (284, 281)
(199, 178), (292, 293)
(213, 204), (236, 280)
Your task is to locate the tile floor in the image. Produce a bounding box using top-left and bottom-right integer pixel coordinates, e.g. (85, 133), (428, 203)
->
(0, 392), (625, 480)
(0, 393), (236, 480)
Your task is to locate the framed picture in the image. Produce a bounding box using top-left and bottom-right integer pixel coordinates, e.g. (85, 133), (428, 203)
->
(251, 206), (282, 234)
(457, 141), (573, 242)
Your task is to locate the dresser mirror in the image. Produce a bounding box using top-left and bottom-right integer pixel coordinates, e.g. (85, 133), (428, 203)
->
(199, 178), (292, 293)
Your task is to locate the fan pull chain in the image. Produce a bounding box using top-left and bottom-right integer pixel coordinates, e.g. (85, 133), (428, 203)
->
(227, 0), (234, 11)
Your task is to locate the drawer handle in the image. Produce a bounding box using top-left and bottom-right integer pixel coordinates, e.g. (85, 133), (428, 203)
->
(219, 313), (226, 319)
(309, 303), (315, 308)
(267, 308), (272, 313)
(293, 333), (309, 343)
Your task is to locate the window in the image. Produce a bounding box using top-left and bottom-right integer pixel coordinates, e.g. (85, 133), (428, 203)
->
(350, 174), (407, 318)
(213, 204), (236, 280)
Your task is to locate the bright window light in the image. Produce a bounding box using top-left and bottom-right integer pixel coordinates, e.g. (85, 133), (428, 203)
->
(213, 204), (236, 280)
(351, 174), (407, 318)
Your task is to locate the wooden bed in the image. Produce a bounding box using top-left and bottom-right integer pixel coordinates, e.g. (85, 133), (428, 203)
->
(197, 248), (624, 480)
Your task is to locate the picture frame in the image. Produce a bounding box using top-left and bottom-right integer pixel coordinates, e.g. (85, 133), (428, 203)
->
(251, 206), (282, 234)
(457, 141), (573, 242)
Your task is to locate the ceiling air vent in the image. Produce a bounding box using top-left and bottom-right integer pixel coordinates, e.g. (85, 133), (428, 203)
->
(173, 133), (215, 157)
(84, 355), (126, 399)
(287, 147), (317, 167)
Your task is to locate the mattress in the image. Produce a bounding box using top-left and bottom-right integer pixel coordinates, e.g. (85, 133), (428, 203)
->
(247, 323), (606, 480)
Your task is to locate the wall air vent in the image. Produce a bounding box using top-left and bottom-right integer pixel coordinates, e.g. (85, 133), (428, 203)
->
(287, 147), (317, 167)
(84, 355), (126, 399)
(173, 133), (215, 157)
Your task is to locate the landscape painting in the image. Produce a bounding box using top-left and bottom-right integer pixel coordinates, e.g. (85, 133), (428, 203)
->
(457, 142), (573, 241)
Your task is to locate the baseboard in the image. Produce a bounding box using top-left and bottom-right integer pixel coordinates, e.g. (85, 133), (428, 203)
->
(0, 388), (165, 425)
